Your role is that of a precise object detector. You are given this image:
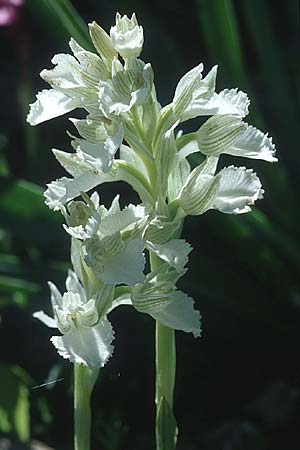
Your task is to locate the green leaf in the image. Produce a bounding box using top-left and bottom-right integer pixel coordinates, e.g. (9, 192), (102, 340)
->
(156, 396), (178, 450)
(196, 0), (248, 88)
(195, 0), (265, 128)
(0, 178), (57, 222)
(26, 0), (93, 50)
(0, 274), (39, 308)
(0, 365), (30, 442)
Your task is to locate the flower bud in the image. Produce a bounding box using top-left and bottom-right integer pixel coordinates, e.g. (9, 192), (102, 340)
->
(110, 12), (144, 58)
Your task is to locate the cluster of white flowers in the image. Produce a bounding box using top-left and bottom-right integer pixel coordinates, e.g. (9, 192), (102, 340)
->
(28, 13), (276, 368)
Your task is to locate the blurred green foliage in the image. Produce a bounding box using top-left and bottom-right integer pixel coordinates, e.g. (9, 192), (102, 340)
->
(0, 365), (31, 442)
(0, 0), (299, 449)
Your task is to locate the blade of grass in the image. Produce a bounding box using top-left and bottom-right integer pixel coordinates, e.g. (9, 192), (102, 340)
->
(241, 0), (298, 133)
(196, 0), (249, 91)
(240, 0), (300, 228)
(196, 0), (297, 238)
(26, 0), (93, 50)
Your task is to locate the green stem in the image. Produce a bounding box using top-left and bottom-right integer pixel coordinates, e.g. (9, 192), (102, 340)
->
(74, 364), (99, 450)
(156, 322), (176, 408)
(150, 252), (177, 450)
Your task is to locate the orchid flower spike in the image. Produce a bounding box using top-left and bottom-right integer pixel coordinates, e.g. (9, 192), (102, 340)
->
(28, 11), (277, 370)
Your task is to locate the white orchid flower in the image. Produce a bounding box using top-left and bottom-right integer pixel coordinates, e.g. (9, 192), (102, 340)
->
(196, 115), (277, 162)
(33, 271), (114, 368)
(110, 12), (144, 59)
(172, 64), (250, 122)
(177, 157), (264, 216)
(131, 264), (201, 337)
(99, 57), (153, 116)
(27, 38), (109, 126)
(43, 136), (154, 212)
(64, 194), (147, 286)
(55, 115), (124, 174)
(44, 169), (118, 212)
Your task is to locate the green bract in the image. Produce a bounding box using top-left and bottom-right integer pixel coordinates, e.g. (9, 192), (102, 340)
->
(29, 12), (277, 369)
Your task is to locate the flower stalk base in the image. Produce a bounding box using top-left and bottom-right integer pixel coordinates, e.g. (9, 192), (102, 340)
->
(74, 364), (99, 450)
(156, 322), (177, 450)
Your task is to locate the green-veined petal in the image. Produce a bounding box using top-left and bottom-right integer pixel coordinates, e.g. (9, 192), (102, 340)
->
(150, 291), (201, 337)
(146, 239), (192, 272)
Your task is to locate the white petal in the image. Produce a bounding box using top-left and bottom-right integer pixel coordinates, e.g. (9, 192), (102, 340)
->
(147, 239), (192, 272)
(33, 310), (57, 328)
(99, 204), (145, 236)
(71, 238), (85, 285)
(69, 122), (123, 173)
(168, 156), (191, 202)
(88, 21), (118, 65)
(110, 13), (144, 58)
(44, 171), (116, 210)
(104, 123), (124, 161)
(65, 270), (86, 300)
(150, 291), (201, 337)
(99, 62), (153, 116)
(196, 114), (277, 163)
(73, 141), (113, 173)
(48, 281), (63, 309)
(94, 285), (116, 317)
(69, 38), (109, 85)
(27, 89), (80, 126)
(196, 115), (246, 156)
(52, 149), (91, 177)
(177, 138), (199, 160)
(90, 191), (100, 209)
(108, 294), (132, 314)
(50, 319), (114, 368)
(145, 215), (182, 245)
(70, 117), (107, 143)
(178, 159), (220, 216)
(63, 224), (89, 240)
(174, 65), (217, 121)
(204, 88), (250, 117)
(173, 64), (203, 116)
(214, 166), (264, 214)
(100, 238), (145, 285)
(229, 123), (277, 162)
(40, 53), (80, 89)
(120, 144), (148, 177)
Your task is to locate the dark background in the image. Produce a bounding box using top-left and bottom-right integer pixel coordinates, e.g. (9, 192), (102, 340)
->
(0, 0), (299, 449)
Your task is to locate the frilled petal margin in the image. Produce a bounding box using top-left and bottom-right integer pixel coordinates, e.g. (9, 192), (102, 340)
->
(27, 89), (80, 126)
(214, 166), (264, 214)
(179, 164), (263, 216)
(203, 88), (250, 118)
(228, 123), (277, 162)
(181, 88), (249, 121)
(196, 115), (277, 162)
(51, 319), (114, 368)
(44, 171), (116, 210)
(150, 291), (201, 337)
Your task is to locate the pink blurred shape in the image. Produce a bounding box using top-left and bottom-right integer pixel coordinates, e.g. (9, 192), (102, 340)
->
(0, 0), (24, 27)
